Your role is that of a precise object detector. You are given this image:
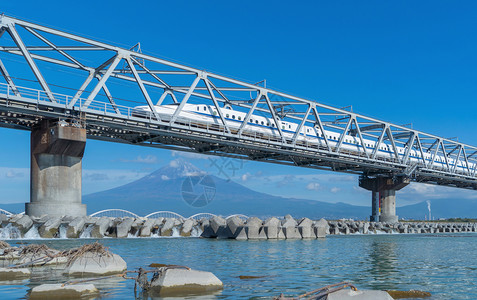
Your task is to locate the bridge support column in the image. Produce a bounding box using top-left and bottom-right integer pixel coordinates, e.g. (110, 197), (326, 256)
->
(359, 176), (410, 223)
(25, 120), (87, 217)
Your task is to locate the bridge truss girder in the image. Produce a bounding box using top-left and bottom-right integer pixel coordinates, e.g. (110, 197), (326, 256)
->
(0, 14), (476, 190)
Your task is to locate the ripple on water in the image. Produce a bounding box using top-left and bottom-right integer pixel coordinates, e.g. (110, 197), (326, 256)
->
(1, 234), (477, 299)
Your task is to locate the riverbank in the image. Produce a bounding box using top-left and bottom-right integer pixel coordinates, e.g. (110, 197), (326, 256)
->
(1, 213), (476, 240)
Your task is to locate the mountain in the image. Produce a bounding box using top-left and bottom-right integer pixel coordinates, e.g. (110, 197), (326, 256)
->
(82, 159), (370, 219)
(397, 198), (477, 220)
(4, 160), (476, 219)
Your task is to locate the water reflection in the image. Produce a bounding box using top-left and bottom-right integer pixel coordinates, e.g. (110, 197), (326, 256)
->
(367, 239), (399, 289)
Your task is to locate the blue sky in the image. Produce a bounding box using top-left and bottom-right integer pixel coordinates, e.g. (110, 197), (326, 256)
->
(1, 1), (477, 207)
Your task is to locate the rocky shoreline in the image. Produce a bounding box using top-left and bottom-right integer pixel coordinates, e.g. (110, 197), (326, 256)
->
(1, 213), (476, 240)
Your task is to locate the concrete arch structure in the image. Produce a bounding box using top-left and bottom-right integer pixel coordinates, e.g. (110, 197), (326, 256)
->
(144, 211), (185, 220)
(189, 213), (217, 220)
(226, 214), (249, 221)
(90, 209), (139, 218)
(0, 209), (13, 216)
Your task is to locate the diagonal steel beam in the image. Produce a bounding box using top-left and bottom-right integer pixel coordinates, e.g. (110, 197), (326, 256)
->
(0, 59), (20, 96)
(169, 75), (200, 124)
(156, 90), (169, 106)
(415, 135), (428, 168)
(238, 92), (263, 135)
(386, 127), (401, 162)
(311, 106), (332, 152)
(291, 105), (311, 145)
(83, 54), (122, 109)
(6, 23), (56, 102)
(462, 148), (471, 175)
(126, 56), (160, 121)
(95, 74), (120, 114)
(264, 93), (286, 143)
(402, 132), (416, 164)
(335, 116), (352, 152)
(453, 145), (462, 173)
(353, 118), (370, 158)
(204, 78), (231, 134)
(371, 126), (387, 160)
(69, 70), (95, 108)
(130, 56), (171, 89)
(429, 139), (441, 169)
(439, 140), (450, 171)
(24, 27), (87, 70)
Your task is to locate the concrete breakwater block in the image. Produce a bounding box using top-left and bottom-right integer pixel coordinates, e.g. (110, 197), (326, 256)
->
(30, 283), (99, 299)
(64, 252), (127, 276)
(0, 267), (30, 280)
(149, 268), (223, 296)
(327, 289), (394, 300)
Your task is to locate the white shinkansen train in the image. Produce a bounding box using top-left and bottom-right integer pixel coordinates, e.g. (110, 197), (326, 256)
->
(133, 103), (474, 174)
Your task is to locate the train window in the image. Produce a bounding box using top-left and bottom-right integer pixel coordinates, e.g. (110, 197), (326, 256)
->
(204, 106), (206, 111)
(307, 129), (309, 133)
(197, 107), (199, 111)
(261, 121), (264, 125)
(213, 111), (217, 116)
(256, 120), (259, 124)
(289, 125), (291, 129)
(238, 116), (242, 120)
(226, 114), (229, 118)
(232, 115), (235, 119)
(250, 119), (253, 123)
(267, 122), (270, 126)
(282, 126), (285, 129)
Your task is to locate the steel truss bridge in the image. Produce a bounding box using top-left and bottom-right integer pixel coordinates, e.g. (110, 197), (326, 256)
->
(0, 14), (476, 190)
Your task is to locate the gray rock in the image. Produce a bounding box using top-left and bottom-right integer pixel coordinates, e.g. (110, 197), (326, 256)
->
(139, 218), (156, 237)
(30, 283), (99, 299)
(226, 216), (244, 237)
(235, 226), (248, 240)
(277, 227), (286, 239)
(161, 218), (176, 236)
(210, 216), (226, 235)
(283, 226), (301, 239)
(299, 225), (314, 239)
(38, 217), (61, 238)
(0, 214), (7, 225)
(281, 216), (297, 227)
(314, 218), (329, 238)
(12, 215), (33, 234)
(246, 217), (263, 227)
(66, 217), (85, 238)
(180, 219), (195, 237)
(149, 268), (223, 296)
(327, 288), (393, 300)
(263, 217), (280, 239)
(257, 227), (268, 240)
(116, 217), (134, 238)
(200, 225), (216, 238)
(0, 267), (30, 280)
(245, 223), (261, 239)
(64, 253), (127, 276)
(298, 217), (313, 227)
(90, 217), (111, 238)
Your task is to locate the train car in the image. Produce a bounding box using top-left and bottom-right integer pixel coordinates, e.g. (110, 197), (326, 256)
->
(132, 103), (474, 174)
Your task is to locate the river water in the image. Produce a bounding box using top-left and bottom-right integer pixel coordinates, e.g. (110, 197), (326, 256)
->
(1, 233), (477, 299)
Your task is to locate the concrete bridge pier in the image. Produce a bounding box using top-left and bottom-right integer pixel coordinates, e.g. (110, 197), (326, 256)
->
(25, 120), (87, 217)
(359, 176), (410, 223)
